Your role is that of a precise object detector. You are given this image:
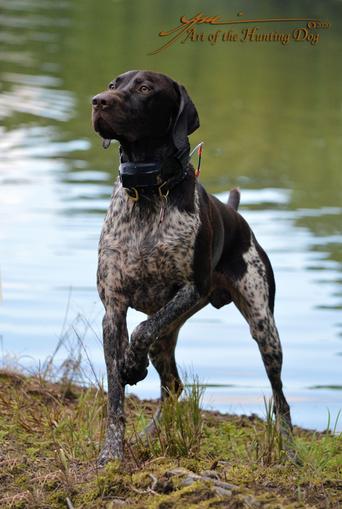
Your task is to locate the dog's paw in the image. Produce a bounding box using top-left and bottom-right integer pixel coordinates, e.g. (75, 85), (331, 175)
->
(98, 423), (125, 466)
(121, 353), (149, 385)
(121, 365), (148, 385)
(98, 446), (123, 467)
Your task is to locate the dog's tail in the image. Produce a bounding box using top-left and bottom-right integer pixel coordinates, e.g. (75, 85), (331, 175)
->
(227, 187), (240, 211)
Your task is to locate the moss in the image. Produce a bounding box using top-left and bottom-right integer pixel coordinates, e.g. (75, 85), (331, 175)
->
(97, 465), (132, 498)
(0, 370), (341, 509)
(148, 482), (220, 509)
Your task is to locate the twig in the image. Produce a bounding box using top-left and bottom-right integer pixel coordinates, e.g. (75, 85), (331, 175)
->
(66, 497), (75, 509)
(130, 486), (158, 496)
(143, 456), (167, 466)
(148, 473), (158, 491)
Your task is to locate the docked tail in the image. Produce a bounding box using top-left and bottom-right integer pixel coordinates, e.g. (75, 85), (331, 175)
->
(227, 187), (240, 211)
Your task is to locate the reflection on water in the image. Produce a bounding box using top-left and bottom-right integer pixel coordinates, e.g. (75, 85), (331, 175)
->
(0, 0), (341, 431)
(0, 70), (72, 119)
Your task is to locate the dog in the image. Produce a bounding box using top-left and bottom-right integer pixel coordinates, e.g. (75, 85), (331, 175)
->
(92, 70), (293, 464)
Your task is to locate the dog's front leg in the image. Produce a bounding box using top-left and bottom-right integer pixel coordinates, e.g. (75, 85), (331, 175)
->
(99, 304), (128, 465)
(122, 284), (203, 385)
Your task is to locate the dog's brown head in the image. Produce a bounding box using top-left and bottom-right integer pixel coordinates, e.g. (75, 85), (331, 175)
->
(92, 70), (199, 154)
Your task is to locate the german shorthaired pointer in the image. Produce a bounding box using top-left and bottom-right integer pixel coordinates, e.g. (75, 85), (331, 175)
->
(92, 70), (293, 464)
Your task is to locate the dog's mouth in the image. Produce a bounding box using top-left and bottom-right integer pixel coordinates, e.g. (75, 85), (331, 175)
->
(92, 110), (139, 148)
(92, 113), (123, 149)
(92, 112), (118, 139)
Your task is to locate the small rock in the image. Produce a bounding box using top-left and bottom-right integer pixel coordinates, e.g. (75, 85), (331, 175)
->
(200, 470), (220, 480)
(180, 476), (196, 487)
(165, 467), (190, 478)
(214, 486), (232, 497)
(106, 499), (127, 507)
(211, 479), (238, 491)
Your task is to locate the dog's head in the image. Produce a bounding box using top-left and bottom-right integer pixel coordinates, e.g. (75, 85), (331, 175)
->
(92, 70), (199, 152)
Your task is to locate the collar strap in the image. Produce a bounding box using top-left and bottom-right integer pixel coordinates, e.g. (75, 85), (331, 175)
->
(119, 161), (163, 189)
(119, 154), (188, 201)
(118, 142), (206, 201)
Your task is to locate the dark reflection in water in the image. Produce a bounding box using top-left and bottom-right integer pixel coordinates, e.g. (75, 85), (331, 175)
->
(0, 0), (341, 431)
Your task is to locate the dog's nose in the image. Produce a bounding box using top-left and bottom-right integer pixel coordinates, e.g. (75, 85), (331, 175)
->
(92, 92), (115, 109)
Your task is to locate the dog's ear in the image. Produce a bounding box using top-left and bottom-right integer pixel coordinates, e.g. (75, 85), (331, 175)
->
(172, 82), (200, 151)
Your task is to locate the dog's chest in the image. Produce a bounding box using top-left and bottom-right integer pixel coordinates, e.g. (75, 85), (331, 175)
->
(98, 185), (201, 314)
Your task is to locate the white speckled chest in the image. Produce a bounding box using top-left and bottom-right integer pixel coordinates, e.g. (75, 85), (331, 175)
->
(98, 182), (201, 314)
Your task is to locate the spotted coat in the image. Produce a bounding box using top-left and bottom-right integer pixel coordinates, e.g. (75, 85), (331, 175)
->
(97, 179), (201, 315)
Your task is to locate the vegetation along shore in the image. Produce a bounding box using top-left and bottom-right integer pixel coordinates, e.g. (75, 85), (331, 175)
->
(0, 369), (341, 508)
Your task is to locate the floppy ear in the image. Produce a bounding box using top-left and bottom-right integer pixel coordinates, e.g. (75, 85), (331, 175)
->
(172, 82), (200, 151)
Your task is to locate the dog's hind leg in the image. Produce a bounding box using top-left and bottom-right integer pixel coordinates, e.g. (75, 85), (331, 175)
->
(135, 326), (183, 442)
(231, 237), (293, 440)
(149, 326), (183, 400)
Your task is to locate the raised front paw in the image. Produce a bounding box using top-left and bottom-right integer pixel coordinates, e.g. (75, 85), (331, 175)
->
(121, 348), (149, 385)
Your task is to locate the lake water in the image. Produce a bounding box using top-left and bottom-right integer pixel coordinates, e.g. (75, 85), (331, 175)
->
(0, 0), (341, 432)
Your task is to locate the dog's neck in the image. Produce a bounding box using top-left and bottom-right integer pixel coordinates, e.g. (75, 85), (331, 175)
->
(119, 136), (189, 169)
(116, 136), (191, 200)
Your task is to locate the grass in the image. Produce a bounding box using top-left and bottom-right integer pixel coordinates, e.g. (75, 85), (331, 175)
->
(0, 369), (341, 508)
(141, 377), (204, 458)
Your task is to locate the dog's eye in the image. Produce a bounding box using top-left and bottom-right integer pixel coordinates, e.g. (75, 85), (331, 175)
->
(138, 85), (151, 94)
(108, 83), (116, 90)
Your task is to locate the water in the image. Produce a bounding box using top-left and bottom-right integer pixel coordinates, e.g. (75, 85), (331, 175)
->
(0, 0), (341, 432)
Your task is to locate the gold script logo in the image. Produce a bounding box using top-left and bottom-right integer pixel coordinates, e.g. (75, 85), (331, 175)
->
(149, 13), (330, 54)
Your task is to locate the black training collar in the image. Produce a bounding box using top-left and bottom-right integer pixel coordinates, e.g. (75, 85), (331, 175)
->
(119, 161), (163, 189)
(119, 150), (189, 200)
